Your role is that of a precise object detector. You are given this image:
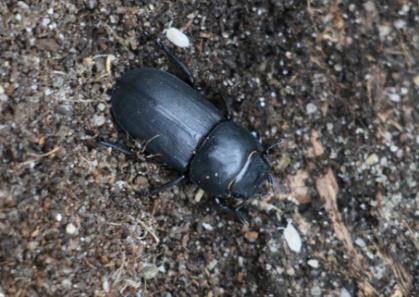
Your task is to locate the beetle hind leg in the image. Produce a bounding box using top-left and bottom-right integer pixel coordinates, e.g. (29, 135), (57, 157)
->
(97, 138), (135, 158)
(138, 175), (186, 197)
(156, 40), (195, 87)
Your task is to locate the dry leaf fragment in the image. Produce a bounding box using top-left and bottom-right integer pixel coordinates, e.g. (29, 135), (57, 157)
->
(286, 170), (310, 204)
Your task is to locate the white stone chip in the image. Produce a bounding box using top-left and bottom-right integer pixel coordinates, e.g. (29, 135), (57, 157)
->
(307, 259), (319, 268)
(202, 223), (214, 231)
(341, 288), (351, 297)
(166, 27), (190, 48)
(284, 222), (302, 253)
(142, 263), (159, 279)
(65, 223), (77, 235)
(306, 103), (318, 114)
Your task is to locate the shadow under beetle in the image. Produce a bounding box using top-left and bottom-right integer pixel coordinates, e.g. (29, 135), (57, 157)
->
(102, 41), (274, 221)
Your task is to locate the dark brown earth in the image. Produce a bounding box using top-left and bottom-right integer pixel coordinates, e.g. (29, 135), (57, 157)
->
(1, 1), (418, 296)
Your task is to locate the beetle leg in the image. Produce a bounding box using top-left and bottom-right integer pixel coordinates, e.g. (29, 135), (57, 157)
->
(264, 139), (284, 155)
(214, 197), (249, 224)
(146, 175), (186, 196)
(97, 138), (135, 158)
(221, 96), (233, 120)
(267, 173), (276, 194)
(156, 40), (195, 86)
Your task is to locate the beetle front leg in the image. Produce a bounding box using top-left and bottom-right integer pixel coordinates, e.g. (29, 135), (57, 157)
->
(156, 40), (195, 87)
(214, 197), (249, 224)
(219, 95), (233, 120)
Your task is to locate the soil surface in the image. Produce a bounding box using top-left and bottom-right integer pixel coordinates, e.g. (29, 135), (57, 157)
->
(1, 1), (418, 296)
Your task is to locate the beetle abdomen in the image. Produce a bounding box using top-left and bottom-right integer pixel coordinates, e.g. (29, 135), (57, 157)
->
(111, 68), (223, 172)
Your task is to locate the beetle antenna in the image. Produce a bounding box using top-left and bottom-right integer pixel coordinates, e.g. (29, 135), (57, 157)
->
(267, 173), (276, 194)
(264, 140), (284, 155)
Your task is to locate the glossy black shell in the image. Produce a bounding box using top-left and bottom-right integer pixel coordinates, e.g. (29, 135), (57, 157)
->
(189, 121), (264, 197)
(112, 68), (223, 172)
(111, 67), (270, 199)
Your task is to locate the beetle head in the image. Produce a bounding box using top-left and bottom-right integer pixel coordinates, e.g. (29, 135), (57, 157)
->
(230, 151), (271, 199)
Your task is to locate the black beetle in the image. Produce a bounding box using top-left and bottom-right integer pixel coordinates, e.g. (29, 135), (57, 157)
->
(104, 42), (274, 220)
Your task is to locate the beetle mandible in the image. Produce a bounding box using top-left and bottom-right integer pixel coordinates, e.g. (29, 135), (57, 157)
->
(103, 41), (274, 220)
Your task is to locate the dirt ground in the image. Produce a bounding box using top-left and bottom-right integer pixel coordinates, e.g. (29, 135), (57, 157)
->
(1, 1), (418, 296)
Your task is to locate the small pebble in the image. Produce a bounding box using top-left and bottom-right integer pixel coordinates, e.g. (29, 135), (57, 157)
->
(286, 267), (295, 276)
(97, 103), (107, 111)
(363, 1), (376, 13)
(393, 19), (406, 29)
(166, 27), (190, 48)
(365, 153), (379, 166)
(354, 238), (366, 248)
(413, 75), (419, 87)
(207, 259), (218, 270)
(194, 188), (205, 202)
(41, 17), (50, 27)
(92, 114), (106, 126)
(17, 1), (30, 10)
(142, 263), (159, 280)
(378, 24), (392, 38)
(311, 286), (322, 296)
(61, 278), (72, 289)
(334, 64), (342, 72)
(340, 288), (351, 297)
(57, 104), (74, 115)
(244, 231), (259, 243)
(307, 259), (319, 269)
(284, 222), (302, 253)
(86, 0), (97, 10)
(387, 93), (400, 103)
(65, 223), (77, 235)
(102, 276), (110, 293)
(56, 213), (62, 222)
(306, 103), (318, 114)
(202, 223), (214, 231)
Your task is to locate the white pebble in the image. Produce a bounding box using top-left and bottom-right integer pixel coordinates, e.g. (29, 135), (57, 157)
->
(363, 1), (376, 13)
(311, 286), (322, 296)
(56, 213), (62, 222)
(41, 17), (50, 27)
(387, 93), (400, 103)
(166, 27), (190, 48)
(365, 153), (379, 166)
(207, 259), (218, 270)
(354, 238), (366, 248)
(142, 263), (159, 279)
(306, 102), (318, 114)
(378, 24), (391, 38)
(102, 276), (110, 293)
(202, 223), (214, 231)
(97, 103), (107, 111)
(341, 288), (351, 297)
(92, 114), (106, 126)
(307, 259), (319, 268)
(394, 19), (406, 29)
(284, 222), (302, 253)
(334, 64), (343, 72)
(65, 223), (77, 235)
